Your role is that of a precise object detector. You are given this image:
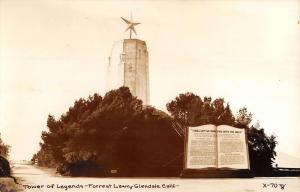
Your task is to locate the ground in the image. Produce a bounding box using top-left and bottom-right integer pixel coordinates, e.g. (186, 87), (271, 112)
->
(0, 162), (298, 192)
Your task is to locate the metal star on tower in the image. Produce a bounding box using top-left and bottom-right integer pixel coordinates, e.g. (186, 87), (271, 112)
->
(121, 16), (140, 39)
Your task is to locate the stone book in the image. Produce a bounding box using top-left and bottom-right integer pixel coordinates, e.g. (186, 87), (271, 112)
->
(181, 124), (253, 178)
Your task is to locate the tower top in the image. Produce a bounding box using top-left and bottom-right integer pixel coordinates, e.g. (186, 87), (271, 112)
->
(121, 15), (140, 39)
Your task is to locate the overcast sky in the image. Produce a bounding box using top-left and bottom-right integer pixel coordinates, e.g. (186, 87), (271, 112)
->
(0, 0), (299, 163)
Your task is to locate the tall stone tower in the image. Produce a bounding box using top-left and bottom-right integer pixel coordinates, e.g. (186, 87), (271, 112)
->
(121, 39), (149, 105)
(118, 16), (149, 105)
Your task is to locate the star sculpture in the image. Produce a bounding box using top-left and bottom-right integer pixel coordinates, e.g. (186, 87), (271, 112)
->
(121, 16), (140, 39)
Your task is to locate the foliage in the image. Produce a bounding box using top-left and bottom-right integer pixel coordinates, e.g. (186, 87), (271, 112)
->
(0, 134), (10, 178)
(166, 93), (235, 126)
(247, 126), (277, 175)
(0, 156), (10, 177)
(235, 107), (253, 128)
(33, 87), (182, 176)
(0, 134), (10, 158)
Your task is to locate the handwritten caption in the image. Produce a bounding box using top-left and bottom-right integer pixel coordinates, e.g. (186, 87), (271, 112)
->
(262, 183), (286, 190)
(23, 183), (180, 190)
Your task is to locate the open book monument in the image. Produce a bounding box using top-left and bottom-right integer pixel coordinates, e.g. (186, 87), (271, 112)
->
(181, 124), (253, 178)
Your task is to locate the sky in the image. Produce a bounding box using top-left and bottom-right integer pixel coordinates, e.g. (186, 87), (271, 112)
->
(0, 0), (299, 165)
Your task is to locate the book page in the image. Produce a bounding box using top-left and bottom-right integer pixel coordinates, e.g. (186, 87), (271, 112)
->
(186, 125), (217, 169)
(217, 125), (249, 169)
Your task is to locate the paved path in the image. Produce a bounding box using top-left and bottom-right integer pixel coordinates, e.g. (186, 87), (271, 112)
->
(11, 163), (300, 192)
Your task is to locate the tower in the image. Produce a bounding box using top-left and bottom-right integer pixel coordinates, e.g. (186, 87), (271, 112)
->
(121, 39), (149, 105)
(120, 16), (150, 105)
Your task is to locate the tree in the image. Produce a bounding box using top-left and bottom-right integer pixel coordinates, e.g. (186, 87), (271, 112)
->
(166, 92), (203, 126)
(166, 93), (235, 126)
(34, 93), (103, 169)
(247, 126), (277, 175)
(0, 133), (11, 178)
(235, 107), (253, 128)
(114, 106), (183, 176)
(0, 134), (10, 158)
(59, 87), (143, 175)
(35, 87), (184, 176)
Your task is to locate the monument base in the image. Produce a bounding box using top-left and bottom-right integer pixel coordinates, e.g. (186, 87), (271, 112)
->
(180, 169), (254, 178)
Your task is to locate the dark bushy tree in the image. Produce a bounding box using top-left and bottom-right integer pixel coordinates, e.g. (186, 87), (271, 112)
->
(247, 126), (277, 175)
(114, 106), (183, 176)
(34, 87), (182, 176)
(33, 93), (103, 170)
(0, 133), (11, 178)
(167, 93), (235, 126)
